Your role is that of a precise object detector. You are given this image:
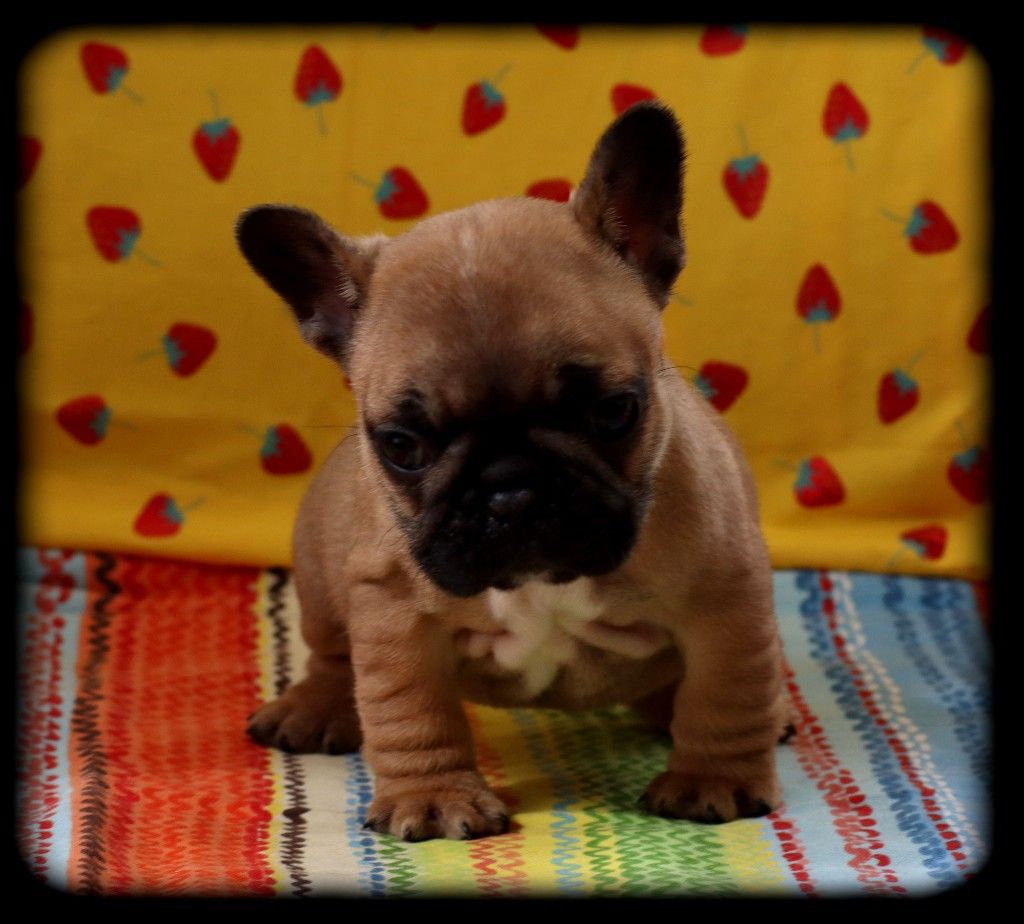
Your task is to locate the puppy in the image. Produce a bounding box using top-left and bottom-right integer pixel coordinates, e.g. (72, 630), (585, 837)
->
(236, 103), (789, 842)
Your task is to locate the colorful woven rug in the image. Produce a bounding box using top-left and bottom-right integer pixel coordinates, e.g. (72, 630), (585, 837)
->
(17, 548), (991, 897)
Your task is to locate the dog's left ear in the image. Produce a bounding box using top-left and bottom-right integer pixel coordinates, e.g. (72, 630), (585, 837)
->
(572, 102), (685, 308)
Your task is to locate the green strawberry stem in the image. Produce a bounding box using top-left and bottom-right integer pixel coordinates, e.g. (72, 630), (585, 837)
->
(905, 348), (925, 372)
(136, 348), (163, 361)
(813, 324), (822, 354)
(119, 83), (143, 104)
(771, 459), (798, 471)
(209, 87), (220, 118)
(238, 424), (264, 440)
(491, 63), (513, 86)
(737, 124), (749, 157)
(885, 545), (908, 569)
(315, 103), (326, 136)
(179, 496), (206, 513)
(110, 417), (138, 430)
(880, 208), (909, 224)
(670, 292), (693, 307)
(844, 139), (855, 171)
(907, 48), (930, 75)
(953, 418), (972, 451)
(350, 172), (376, 188)
(132, 247), (162, 267)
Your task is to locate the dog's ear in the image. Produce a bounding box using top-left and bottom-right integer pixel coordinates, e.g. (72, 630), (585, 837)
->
(571, 102), (685, 308)
(235, 205), (387, 368)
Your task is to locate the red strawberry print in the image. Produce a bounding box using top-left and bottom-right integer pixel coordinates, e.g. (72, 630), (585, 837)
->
(57, 395), (111, 445)
(161, 323), (217, 376)
(878, 369), (919, 423)
(723, 128), (768, 218)
(700, 25), (748, 56)
(20, 302), (33, 354)
(909, 26), (968, 72)
(261, 424), (313, 475)
(878, 351), (923, 423)
(462, 65), (511, 136)
(796, 264), (841, 351)
(900, 524), (947, 560)
(295, 45), (342, 133)
(921, 26), (968, 63)
(134, 494), (201, 538)
(793, 456), (845, 508)
(694, 361), (748, 412)
(353, 167), (429, 220)
(537, 25), (579, 50)
(883, 201), (959, 254)
(823, 83), (869, 169)
(968, 306), (989, 353)
(948, 445), (990, 504)
(80, 42), (141, 101)
(907, 201), (959, 253)
(19, 136), (41, 188)
(193, 90), (240, 182)
(611, 83), (656, 115)
(527, 179), (573, 202)
(86, 206), (159, 264)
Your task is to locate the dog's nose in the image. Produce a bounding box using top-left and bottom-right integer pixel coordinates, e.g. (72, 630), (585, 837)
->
(488, 487), (535, 519)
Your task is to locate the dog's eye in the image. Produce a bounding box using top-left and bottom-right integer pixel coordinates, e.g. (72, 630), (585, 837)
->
(376, 429), (431, 473)
(591, 392), (640, 437)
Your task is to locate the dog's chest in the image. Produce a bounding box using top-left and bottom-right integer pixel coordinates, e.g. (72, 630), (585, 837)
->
(457, 578), (670, 697)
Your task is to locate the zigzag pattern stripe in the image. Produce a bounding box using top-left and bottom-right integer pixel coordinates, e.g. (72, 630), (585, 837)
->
(812, 571), (963, 889)
(508, 708), (586, 894)
(927, 579), (991, 790)
(528, 706), (738, 896)
(879, 576), (986, 868)
(69, 551), (118, 893)
(265, 568), (312, 897)
(97, 556), (275, 894)
(464, 703), (528, 896)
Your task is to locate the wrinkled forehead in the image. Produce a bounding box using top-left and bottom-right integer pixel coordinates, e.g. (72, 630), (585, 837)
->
(351, 199), (661, 422)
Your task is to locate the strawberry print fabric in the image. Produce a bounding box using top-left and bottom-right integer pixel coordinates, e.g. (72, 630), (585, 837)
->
(18, 26), (990, 578)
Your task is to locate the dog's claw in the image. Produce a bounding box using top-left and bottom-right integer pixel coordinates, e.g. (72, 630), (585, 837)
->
(460, 822), (472, 840)
(702, 804), (724, 824)
(778, 723), (797, 744)
(497, 813), (510, 834)
(752, 799), (773, 817)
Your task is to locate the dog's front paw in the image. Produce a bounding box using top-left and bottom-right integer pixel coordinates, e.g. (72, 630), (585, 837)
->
(639, 770), (781, 824)
(362, 774), (510, 842)
(247, 675), (362, 755)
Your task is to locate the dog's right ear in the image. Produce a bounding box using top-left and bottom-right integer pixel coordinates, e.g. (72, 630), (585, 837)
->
(235, 205), (387, 368)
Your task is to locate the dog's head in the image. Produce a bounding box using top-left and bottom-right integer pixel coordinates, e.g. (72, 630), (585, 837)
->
(237, 103), (685, 597)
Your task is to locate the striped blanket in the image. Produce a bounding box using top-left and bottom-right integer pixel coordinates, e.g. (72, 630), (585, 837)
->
(17, 548), (990, 897)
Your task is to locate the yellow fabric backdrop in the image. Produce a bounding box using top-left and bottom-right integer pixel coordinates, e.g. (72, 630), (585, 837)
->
(18, 25), (990, 578)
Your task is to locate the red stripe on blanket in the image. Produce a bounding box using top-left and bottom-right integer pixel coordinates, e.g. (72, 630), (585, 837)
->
(68, 555), (274, 895)
(785, 661), (904, 894)
(465, 704), (527, 895)
(767, 808), (818, 896)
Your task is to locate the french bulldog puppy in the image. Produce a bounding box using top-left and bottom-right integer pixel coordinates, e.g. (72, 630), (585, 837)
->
(236, 102), (790, 842)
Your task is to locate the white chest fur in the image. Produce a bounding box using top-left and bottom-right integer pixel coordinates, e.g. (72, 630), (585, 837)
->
(462, 578), (669, 697)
